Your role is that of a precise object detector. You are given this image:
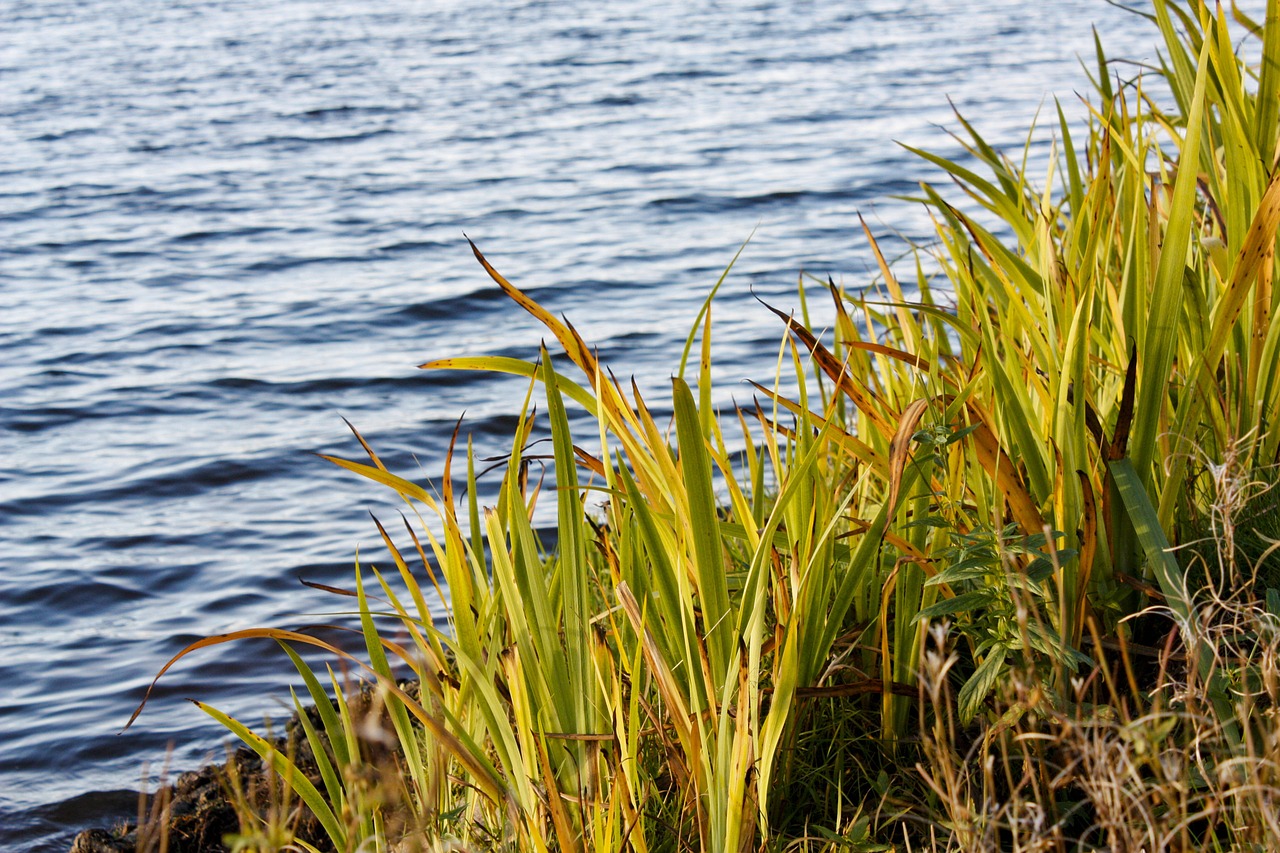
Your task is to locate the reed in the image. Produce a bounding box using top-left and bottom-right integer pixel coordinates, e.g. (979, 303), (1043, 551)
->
(123, 0), (1280, 849)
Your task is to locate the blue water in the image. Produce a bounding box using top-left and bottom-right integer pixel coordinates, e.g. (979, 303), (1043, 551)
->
(1, 0), (1180, 847)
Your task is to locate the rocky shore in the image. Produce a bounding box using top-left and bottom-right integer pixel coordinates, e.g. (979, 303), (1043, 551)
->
(68, 740), (329, 853)
(63, 683), (404, 853)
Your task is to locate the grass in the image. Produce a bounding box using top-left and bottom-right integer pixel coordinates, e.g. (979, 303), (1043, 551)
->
(123, 0), (1280, 849)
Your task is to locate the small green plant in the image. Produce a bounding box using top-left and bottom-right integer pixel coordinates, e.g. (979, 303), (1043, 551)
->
(913, 525), (1086, 723)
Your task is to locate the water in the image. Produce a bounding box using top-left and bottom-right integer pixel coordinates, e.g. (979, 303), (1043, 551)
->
(0, 0), (1179, 847)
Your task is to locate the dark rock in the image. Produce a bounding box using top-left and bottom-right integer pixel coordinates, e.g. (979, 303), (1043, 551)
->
(69, 829), (133, 853)
(66, 743), (327, 852)
(66, 683), (418, 852)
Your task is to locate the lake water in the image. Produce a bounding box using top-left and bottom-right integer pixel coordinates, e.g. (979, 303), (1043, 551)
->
(0, 0), (1186, 847)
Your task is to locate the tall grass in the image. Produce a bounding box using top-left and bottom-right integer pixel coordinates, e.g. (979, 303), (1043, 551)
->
(124, 0), (1280, 849)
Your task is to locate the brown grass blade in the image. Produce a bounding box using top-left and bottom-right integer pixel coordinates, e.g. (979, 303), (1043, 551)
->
(1108, 343), (1139, 461)
(123, 628), (355, 731)
(1073, 470), (1099, 644)
(757, 298), (894, 437)
(467, 237), (600, 378)
(343, 417), (387, 471)
(964, 401), (1044, 534)
(888, 399), (930, 513)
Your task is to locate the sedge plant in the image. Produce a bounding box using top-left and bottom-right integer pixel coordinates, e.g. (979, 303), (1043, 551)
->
(124, 0), (1280, 849)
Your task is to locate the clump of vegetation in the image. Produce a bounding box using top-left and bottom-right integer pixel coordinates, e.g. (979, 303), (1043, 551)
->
(123, 0), (1280, 849)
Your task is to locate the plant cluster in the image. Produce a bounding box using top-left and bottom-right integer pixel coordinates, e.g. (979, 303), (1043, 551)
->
(124, 0), (1280, 849)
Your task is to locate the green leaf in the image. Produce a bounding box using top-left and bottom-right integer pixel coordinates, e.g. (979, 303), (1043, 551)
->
(279, 642), (351, 769)
(1111, 457), (1239, 744)
(912, 590), (991, 623)
(1108, 458), (1189, 623)
(1129, 30), (1213, 483)
(958, 645), (1007, 723)
(672, 375), (733, 682)
(419, 355), (599, 410)
(925, 563), (995, 587)
(1255, 0), (1280, 169)
(290, 688), (344, 812)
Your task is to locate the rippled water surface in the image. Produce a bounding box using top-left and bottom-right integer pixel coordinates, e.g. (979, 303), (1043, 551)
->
(1, 0), (1180, 847)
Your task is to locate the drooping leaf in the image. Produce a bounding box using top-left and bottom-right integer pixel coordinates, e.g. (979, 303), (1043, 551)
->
(958, 645), (1007, 723)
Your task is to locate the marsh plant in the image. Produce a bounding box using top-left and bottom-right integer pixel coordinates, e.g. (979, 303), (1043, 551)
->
(123, 0), (1280, 849)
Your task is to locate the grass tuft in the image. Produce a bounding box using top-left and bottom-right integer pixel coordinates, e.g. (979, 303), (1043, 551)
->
(124, 1), (1280, 849)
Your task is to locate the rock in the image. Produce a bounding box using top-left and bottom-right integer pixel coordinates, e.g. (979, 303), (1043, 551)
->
(69, 829), (133, 853)
(69, 681), (418, 851)
(66, 745), (326, 852)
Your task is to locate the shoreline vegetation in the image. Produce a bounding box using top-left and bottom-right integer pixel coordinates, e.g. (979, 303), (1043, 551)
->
(78, 1), (1280, 850)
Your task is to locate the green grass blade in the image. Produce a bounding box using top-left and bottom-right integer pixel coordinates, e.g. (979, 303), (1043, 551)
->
(678, 233), (750, 379)
(540, 348), (593, 736)
(1110, 457), (1239, 743)
(290, 687), (345, 812)
(356, 565), (428, 802)
(421, 355), (599, 410)
(1255, 0), (1280, 168)
(1129, 30), (1213, 484)
(280, 642), (352, 769)
(195, 701), (346, 849)
(672, 375), (733, 682)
